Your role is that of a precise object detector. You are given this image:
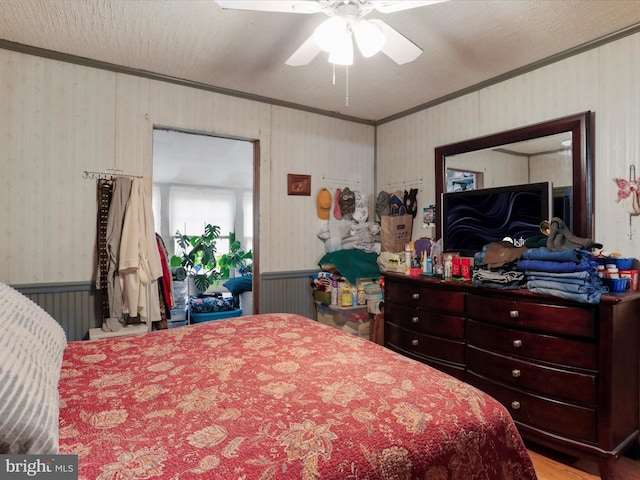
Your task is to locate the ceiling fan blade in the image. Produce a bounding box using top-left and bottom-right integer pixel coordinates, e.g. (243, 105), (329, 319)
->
(285, 33), (322, 66)
(214, 1), (322, 14)
(372, 0), (449, 13)
(369, 19), (422, 65)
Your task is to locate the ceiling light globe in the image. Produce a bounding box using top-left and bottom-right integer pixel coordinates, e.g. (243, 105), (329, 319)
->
(328, 32), (354, 65)
(314, 17), (348, 52)
(353, 20), (386, 57)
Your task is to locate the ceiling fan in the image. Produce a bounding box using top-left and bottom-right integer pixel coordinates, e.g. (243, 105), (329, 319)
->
(214, 0), (447, 66)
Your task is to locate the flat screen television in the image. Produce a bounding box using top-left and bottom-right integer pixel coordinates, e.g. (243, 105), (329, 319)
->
(441, 181), (552, 257)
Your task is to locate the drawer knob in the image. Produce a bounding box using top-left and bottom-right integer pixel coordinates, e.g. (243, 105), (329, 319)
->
(509, 310), (519, 318)
(511, 401), (521, 410)
(511, 369), (521, 378)
(412, 293), (420, 300)
(411, 339), (419, 346)
(513, 339), (523, 348)
(411, 316), (419, 323)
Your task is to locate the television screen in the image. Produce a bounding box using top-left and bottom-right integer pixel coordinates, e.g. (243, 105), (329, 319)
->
(441, 181), (552, 257)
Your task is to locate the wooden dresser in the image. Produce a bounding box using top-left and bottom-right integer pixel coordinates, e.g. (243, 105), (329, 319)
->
(384, 272), (640, 480)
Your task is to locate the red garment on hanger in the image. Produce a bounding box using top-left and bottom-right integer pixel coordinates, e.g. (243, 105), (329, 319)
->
(156, 234), (174, 311)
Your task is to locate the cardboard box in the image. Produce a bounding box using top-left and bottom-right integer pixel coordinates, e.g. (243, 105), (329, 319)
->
(315, 302), (369, 329)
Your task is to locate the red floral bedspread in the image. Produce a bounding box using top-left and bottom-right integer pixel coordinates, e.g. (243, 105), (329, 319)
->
(58, 313), (537, 480)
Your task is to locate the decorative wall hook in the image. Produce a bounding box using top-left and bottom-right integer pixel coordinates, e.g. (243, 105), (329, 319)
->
(613, 164), (639, 239)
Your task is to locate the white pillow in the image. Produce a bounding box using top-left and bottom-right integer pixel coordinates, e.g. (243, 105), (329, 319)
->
(0, 282), (67, 454)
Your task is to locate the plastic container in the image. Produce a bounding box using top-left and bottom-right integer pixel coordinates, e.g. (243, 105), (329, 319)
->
(425, 257), (433, 275)
(620, 270), (639, 291)
(315, 302), (368, 328)
(444, 255), (453, 279)
(614, 257), (635, 270)
(173, 280), (188, 308)
(190, 308), (243, 323)
(168, 320), (188, 329)
(313, 290), (332, 304)
(331, 280), (338, 306)
(367, 299), (382, 315)
(602, 277), (629, 293)
(357, 286), (366, 305)
(404, 244), (412, 275)
(595, 257), (635, 270)
(340, 284), (353, 307)
(364, 282), (382, 297)
(606, 267), (619, 279)
(170, 307), (187, 321)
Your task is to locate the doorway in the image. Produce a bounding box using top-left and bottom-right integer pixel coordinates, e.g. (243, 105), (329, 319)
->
(151, 128), (258, 315)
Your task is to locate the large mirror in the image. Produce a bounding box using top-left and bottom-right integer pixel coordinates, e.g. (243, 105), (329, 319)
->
(435, 111), (593, 240)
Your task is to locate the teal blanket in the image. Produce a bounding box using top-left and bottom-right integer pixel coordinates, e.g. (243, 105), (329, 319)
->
(318, 250), (380, 285)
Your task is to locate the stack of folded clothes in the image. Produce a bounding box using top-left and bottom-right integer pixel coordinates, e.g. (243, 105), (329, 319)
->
(473, 241), (527, 290)
(517, 247), (606, 304)
(472, 217), (606, 303)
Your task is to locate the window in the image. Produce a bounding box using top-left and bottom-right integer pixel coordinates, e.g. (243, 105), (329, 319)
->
(153, 185), (239, 257)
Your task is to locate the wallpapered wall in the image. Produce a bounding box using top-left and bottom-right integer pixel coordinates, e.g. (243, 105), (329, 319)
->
(0, 49), (375, 285)
(2, 30), (640, 288)
(377, 31), (640, 260)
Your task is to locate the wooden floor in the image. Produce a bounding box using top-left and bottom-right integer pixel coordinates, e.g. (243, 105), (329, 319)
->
(528, 444), (640, 480)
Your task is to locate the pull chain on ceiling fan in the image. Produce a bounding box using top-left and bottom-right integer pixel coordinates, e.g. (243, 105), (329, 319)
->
(214, 0), (447, 66)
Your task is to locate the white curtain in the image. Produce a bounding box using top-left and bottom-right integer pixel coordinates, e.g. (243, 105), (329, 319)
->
(169, 185), (236, 237)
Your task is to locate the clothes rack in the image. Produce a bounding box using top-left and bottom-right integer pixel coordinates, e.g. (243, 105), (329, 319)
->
(321, 175), (360, 186)
(387, 178), (423, 188)
(83, 169), (143, 180)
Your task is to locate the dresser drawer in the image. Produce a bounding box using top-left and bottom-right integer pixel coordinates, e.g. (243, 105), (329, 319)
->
(467, 320), (597, 370)
(386, 281), (465, 315)
(468, 372), (597, 443)
(467, 346), (597, 405)
(385, 302), (465, 340)
(385, 323), (465, 365)
(387, 346), (466, 381)
(467, 294), (595, 338)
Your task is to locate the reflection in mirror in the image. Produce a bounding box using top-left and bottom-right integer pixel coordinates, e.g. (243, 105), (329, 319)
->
(435, 111), (592, 239)
(445, 132), (572, 192)
(446, 169), (484, 192)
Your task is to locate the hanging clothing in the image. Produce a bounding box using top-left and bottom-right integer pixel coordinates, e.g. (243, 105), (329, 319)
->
(102, 176), (132, 332)
(119, 178), (163, 325)
(154, 233), (174, 330)
(96, 179), (114, 320)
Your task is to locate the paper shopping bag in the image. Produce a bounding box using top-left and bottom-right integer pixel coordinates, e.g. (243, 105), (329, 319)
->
(381, 214), (413, 253)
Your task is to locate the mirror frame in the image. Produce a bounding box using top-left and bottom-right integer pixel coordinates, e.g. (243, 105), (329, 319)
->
(435, 111), (593, 240)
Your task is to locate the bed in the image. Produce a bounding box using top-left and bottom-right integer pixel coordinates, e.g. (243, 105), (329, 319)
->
(1, 282), (537, 479)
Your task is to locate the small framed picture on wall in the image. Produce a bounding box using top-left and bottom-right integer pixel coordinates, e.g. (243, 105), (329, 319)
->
(287, 174), (311, 196)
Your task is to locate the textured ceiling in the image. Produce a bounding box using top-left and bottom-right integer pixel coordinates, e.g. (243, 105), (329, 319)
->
(1, 0), (640, 123)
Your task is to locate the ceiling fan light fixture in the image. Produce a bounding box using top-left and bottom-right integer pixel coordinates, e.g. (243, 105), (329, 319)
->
(352, 19), (386, 57)
(314, 16), (348, 52)
(328, 32), (354, 65)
